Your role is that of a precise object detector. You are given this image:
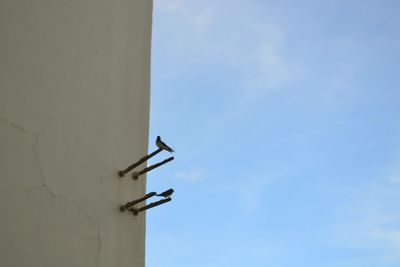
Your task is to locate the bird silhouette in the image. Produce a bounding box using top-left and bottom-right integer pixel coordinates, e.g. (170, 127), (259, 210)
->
(156, 136), (174, 153)
(156, 188), (174, 198)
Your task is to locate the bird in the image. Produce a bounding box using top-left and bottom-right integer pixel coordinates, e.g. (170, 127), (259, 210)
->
(156, 188), (174, 198)
(156, 136), (174, 153)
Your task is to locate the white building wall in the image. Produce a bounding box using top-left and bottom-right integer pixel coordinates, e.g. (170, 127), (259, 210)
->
(0, 1), (152, 267)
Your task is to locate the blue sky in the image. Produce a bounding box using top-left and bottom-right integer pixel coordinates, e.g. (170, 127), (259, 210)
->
(146, 1), (400, 266)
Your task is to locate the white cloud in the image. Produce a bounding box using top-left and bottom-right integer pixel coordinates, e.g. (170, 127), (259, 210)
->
(174, 167), (206, 183)
(217, 170), (285, 213)
(345, 211), (400, 261)
(153, 0), (300, 100)
(328, 181), (400, 263)
(387, 160), (400, 184)
(235, 174), (277, 213)
(389, 175), (400, 184)
(154, 0), (185, 11)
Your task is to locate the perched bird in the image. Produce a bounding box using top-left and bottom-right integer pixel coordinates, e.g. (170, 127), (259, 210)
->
(157, 188), (174, 198)
(156, 136), (174, 153)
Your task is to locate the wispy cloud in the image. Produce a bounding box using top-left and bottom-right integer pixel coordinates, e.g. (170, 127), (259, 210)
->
(345, 210), (400, 261)
(236, 175), (273, 213)
(217, 170), (284, 213)
(153, 0), (300, 100)
(174, 167), (207, 183)
(389, 175), (400, 184)
(387, 158), (400, 185)
(328, 180), (400, 263)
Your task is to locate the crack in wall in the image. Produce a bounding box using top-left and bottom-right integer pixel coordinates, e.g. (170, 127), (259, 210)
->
(1, 115), (42, 194)
(8, 122), (104, 267)
(27, 150), (102, 267)
(96, 228), (102, 267)
(0, 115), (37, 136)
(28, 146), (58, 198)
(29, 146), (98, 223)
(1, 115), (104, 267)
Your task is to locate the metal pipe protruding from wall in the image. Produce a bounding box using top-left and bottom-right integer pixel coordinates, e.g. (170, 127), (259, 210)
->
(118, 148), (163, 177)
(120, 192), (157, 211)
(132, 156), (174, 180)
(130, 197), (172, 215)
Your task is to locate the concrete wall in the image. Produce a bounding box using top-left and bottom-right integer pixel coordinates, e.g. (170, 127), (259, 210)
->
(0, 1), (152, 266)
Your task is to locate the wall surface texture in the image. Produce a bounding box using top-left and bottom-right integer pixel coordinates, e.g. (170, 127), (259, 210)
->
(0, 1), (152, 267)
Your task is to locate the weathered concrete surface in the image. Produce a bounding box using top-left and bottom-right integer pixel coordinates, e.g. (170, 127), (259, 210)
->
(0, 1), (152, 266)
